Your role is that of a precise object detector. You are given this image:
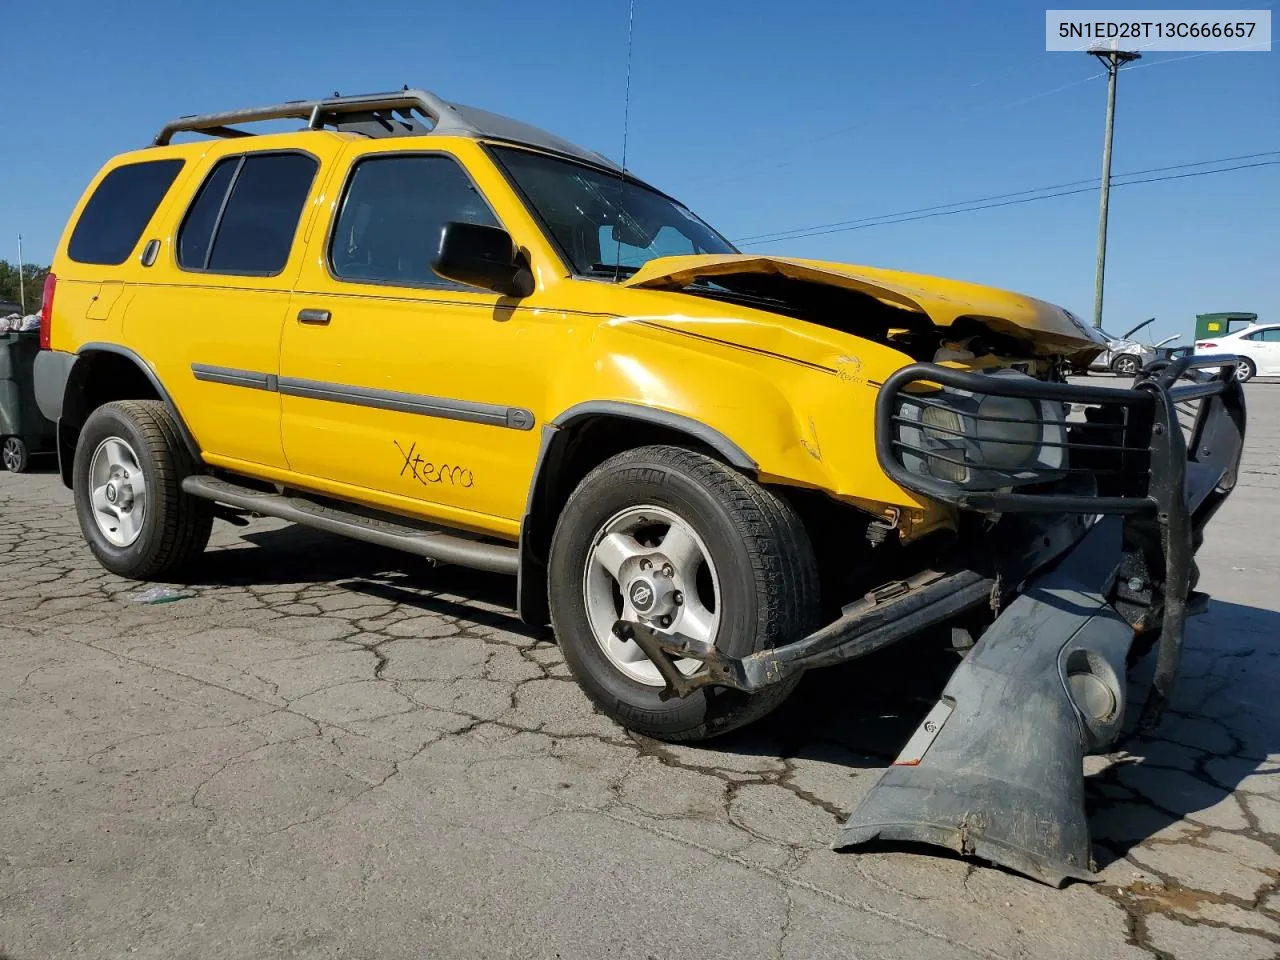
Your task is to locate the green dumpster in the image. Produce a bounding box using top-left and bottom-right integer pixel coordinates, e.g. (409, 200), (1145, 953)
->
(1195, 312), (1256, 341)
(0, 330), (56, 472)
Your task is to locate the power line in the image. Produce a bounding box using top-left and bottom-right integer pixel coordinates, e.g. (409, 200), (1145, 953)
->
(741, 159), (1280, 244)
(736, 159), (1280, 246)
(735, 150), (1280, 243)
(733, 151), (1280, 245)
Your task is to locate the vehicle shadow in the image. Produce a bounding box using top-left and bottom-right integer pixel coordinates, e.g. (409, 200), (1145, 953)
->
(188, 523), (547, 640)
(10, 452), (59, 475)
(189, 524), (1279, 863)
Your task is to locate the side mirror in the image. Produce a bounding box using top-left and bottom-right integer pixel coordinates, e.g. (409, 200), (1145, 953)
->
(433, 222), (534, 298)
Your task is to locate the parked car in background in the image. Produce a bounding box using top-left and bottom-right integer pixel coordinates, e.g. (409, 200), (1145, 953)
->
(1088, 317), (1180, 375)
(1195, 322), (1280, 382)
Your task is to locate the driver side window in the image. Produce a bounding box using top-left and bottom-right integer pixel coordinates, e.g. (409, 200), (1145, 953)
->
(329, 153), (500, 288)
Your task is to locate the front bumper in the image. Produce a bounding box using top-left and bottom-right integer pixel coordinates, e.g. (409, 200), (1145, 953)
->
(628, 354), (1246, 724)
(627, 354), (1246, 884)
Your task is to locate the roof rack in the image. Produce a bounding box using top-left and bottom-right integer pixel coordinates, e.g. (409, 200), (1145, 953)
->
(152, 88), (619, 171)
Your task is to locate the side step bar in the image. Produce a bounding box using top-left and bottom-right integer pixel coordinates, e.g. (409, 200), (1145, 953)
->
(182, 475), (518, 575)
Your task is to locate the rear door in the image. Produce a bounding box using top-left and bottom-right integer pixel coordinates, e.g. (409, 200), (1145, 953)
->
(124, 140), (343, 470)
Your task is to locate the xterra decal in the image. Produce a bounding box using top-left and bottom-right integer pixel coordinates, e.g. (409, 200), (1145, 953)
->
(395, 440), (475, 489)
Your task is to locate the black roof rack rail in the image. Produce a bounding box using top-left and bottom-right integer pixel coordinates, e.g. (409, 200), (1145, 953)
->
(152, 88), (619, 171)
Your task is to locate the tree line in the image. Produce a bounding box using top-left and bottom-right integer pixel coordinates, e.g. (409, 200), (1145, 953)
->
(0, 261), (51, 313)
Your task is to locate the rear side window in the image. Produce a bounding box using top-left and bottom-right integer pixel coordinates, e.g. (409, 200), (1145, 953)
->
(177, 152), (318, 275)
(68, 159), (184, 265)
(329, 154), (499, 287)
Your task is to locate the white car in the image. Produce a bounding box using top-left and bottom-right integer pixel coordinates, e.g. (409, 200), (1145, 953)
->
(1194, 323), (1280, 382)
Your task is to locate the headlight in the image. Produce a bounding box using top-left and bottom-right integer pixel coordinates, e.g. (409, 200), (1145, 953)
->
(975, 395), (1041, 468)
(893, 370), (1067, 490)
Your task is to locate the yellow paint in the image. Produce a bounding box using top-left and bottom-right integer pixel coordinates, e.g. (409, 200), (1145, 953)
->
(49, 129), (1101, 543)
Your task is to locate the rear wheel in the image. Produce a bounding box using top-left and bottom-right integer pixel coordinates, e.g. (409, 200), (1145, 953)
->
(1235, 357), (1256, 383)
(72, 400), (212, 579)
(1111, 354), (1140, 376)
(548, 445), (819, 742)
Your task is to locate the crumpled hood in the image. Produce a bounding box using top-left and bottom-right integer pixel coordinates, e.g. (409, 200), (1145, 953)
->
(624, 254), (1107, 356)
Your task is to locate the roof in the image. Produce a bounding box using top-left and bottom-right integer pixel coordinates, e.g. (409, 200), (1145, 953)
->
(152, 88), (620, 172)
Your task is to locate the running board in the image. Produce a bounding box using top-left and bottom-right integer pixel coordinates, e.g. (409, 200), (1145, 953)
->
(181, 475), (518, 575)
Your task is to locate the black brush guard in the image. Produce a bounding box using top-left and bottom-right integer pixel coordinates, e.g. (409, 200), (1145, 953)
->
(622, 354), (1246, 885)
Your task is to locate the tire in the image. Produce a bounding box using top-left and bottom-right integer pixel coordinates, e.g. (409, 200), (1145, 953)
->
(1111, 354), (1140, 376)
(2, 436), (28, 473)
(1234, 357), (1256, 383)
(72, 400), (212, 579)
(548, 445), (819, 742)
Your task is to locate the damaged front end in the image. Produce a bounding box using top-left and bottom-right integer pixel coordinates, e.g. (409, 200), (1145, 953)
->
(621, 353), (1246, 885)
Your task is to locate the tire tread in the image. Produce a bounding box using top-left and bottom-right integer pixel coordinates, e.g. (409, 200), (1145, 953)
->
(550, 444), (819, 742)
(75, 400), (211, 579)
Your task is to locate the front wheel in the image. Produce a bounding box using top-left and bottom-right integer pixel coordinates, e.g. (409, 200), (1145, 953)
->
(1111, 354), (1141, 376)
(72, 400), (213, 579)
(548, 445), (819, 742)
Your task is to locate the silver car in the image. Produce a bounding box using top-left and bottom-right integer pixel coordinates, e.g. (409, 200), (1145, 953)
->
(1089, 317), (1181, 375)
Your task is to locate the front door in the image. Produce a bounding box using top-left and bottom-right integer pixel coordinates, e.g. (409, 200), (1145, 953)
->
(1251, 327), (1280, 375)
(279, 147), (560, 538)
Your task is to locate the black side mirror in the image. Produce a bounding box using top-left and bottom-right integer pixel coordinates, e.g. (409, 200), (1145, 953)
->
(433, 222), (533, 298)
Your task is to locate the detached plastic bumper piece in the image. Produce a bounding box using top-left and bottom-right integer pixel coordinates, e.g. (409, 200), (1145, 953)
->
(833, 518), (1131, 885)
(835, 354), (1247, 885)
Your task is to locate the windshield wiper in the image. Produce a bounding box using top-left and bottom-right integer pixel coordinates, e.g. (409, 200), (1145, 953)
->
(585, 263), (641, 280)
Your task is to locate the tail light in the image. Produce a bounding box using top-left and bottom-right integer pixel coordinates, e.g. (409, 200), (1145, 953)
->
(38, 273), (56, 350)
(1195, 341), (1217, 349)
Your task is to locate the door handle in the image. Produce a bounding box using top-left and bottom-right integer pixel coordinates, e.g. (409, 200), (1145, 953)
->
(297, 309), (331, 326)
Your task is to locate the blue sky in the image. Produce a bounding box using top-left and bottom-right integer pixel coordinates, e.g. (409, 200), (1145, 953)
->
(4, 0), (1276, 341)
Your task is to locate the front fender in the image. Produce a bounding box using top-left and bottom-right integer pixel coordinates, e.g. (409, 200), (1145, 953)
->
(548, 317), (931, 512)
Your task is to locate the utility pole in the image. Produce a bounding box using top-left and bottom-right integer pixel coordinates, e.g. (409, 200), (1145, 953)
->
(16, 234), (24, 314)
(1088, 47), (1141, 329)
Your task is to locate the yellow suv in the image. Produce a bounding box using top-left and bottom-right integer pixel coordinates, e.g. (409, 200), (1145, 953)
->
(36, 89), (1246, 879)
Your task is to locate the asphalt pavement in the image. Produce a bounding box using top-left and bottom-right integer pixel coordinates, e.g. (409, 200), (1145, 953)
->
(2, 380), (1278, 959)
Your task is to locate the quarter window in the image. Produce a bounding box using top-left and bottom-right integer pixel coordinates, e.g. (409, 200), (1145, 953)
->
(329, 154), (500, 287)
(177, 158), (238, 270)
(68, 159), (184, 265)
(177, 152), (318, 275)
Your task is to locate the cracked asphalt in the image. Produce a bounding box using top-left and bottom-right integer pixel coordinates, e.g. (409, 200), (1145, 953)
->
(3, 382), (1279, 960)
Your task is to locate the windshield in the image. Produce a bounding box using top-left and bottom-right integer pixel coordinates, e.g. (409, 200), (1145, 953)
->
(489, 145), (737, 279)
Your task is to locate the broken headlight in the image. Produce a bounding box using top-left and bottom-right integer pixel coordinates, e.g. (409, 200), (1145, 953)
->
(893, 370), (1068, 490)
